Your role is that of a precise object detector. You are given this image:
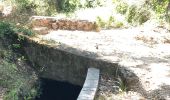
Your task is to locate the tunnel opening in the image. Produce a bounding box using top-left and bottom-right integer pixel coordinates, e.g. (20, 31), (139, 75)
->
(35, 78), (82, 100)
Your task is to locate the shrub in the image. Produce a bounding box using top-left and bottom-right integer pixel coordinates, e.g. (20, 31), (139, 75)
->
(56, 0), (105, 12)
(15, 0), (37, 13)
(96, 16), (107, 28)
(126, 5), (151, 25)
(0, 21), (34, 37)
(151, 0), (169, 15)
(126, 5), (138, 24)
(0, 60), (39, 100)
(83, 0), (104, 8)
(0, 21), (14, 38)
(134, 8), (151, 25)
(57, 0), (80, 12)
(116, 2), (128, 14)
(114, 21), (124, 28)
(96, 16), (125, 29)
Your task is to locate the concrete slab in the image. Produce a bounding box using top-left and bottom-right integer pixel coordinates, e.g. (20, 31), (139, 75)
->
(36, 28), (170, 99)
(77, 68), (100, 100)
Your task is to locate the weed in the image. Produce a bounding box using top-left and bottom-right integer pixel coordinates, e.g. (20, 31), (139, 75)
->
(12, 44), (21, 49)
(96, 16), (125, 29)
(96, 16), (107, 28)
(0, 52), (39, 100)
(0, 21), (34, 37)
(114, 21), (124, 28)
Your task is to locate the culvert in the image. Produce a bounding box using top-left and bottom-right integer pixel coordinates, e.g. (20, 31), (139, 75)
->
(35, 78), (82, 100)
(35, 68), (99, 100)
(21, 16), (170, 99)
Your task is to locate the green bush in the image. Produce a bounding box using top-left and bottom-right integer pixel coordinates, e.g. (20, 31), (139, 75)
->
(126, 5), (137, 24)
(96, 16), (125, 29)
(114, 21), (124, 28)
(96, 16), (107, 28)
(83, 0), (104, 8)
(15, 0), (37, 13)
(116, 2), (128, 14)
(56, 0), (105, 12)
(0, 21), (34, 37)
(0, 21), (14, 38)
(151, 0), (169, 15)
(126, 5), (151, 25)
(144, 0), (169, 20)
(57, 0), (80, 12)
(134, 8), (151, 25)
(0, 60), (39, 100)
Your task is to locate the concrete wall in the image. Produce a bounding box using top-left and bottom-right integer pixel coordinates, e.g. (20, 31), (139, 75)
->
(23, 38), (120, 86)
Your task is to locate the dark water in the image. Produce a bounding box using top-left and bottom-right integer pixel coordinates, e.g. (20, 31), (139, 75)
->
(36, 78), (82, 100)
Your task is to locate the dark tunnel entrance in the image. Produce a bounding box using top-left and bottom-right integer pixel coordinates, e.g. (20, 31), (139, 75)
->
(36, 78), (82, 100)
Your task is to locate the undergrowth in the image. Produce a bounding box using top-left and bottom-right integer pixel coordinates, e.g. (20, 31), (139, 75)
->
(0, 21), (35, 36)
(0, 21), (40, 100)
(115, 0), (169, 26)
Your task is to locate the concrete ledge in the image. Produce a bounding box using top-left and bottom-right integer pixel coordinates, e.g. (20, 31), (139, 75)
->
(77, 68), (100, 100)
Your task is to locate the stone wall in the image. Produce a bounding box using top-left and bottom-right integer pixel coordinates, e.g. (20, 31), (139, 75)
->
(29, 16), (100, 34)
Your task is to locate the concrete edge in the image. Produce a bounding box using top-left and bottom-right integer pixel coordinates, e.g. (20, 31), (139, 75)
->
(77, 68), (100, 100)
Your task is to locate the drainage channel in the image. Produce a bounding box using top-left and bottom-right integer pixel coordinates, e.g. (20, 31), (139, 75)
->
(36, 78), (82, 100)
(36, 68), (100, 100)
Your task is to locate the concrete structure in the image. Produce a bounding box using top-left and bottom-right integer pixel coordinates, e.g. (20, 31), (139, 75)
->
(77, 68), (100, 100)
(22, 16), (170, 99)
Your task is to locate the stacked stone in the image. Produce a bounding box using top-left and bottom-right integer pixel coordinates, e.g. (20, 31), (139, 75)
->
(30, 18), (53, 28)
(30, 17), (100, 32)
(51, 19), (100, 32)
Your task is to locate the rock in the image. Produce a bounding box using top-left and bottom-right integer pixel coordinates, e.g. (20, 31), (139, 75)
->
(33, 27), (49, 35)
(51, 23), (58, 30)
(29, 16), (101, 32)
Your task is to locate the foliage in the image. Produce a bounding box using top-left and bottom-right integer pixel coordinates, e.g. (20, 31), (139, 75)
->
(150, 0), (169, 16)
(96, 16), (125, 29)
(134, 8), (151, 25)
(96, 16), (107, 28)
(15, 0), (37, 13)
(57, 0), (80, 12)
(0, 21), (34, 37)
(116, 2), (128, 14)
(96, 16), (115, 29)
(126, 5), (151, 25)
(114, 21), (124, 28)
(126, 5), (137, 24)
(0, 21), (14, 38)
(83, 0), (105, 8)
(56, 0), (105, 12)
(0, 60), (39, 100)
(0, 21), (39, 99)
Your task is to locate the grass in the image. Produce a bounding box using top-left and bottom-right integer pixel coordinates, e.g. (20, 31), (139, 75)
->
(0, 57), (39, 100)
(0, 21), (35, 37)
(0, 21), (40, 100)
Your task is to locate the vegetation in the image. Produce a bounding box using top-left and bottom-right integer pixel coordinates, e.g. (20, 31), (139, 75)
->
(116, 2), (128, 14)
(0, 0), (170, 99)
(96, 16), (124, 29)
(0, 21), (39, 100)
(115, 0), (170, 25)
(126, 5), (151, 25)
(0, 21), (34, 36)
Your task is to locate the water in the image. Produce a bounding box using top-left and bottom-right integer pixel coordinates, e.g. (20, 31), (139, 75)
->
(36, 78), (82, 100)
